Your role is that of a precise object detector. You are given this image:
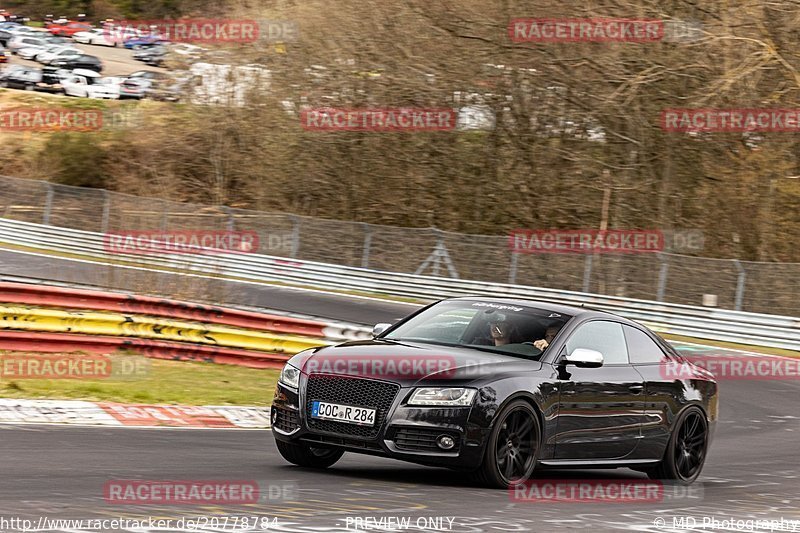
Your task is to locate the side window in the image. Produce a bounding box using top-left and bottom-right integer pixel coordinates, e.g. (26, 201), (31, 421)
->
(565, 320), (629, 365)
(624, 326), (670, 364)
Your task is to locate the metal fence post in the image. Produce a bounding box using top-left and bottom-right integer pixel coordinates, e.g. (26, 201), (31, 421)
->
(431, 229), (443, 277)
(656, 254), (669, 302)
(361, 223), (372, 269)
(290, 215), (301, 259)
(42, 183), (54, 225)
(582, 254), (594, 293)
(733, 260), (747, 311)
(508, 252), (519, 285)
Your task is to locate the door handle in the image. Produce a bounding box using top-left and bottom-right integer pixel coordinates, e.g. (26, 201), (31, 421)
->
(628, 384), (644, 394)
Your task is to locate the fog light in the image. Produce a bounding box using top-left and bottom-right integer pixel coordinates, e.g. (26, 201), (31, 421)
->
(437, 435), (455, 450)
(271, 409), (278, 424)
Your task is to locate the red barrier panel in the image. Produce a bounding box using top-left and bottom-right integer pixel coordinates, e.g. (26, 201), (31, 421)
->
(0, 282), (329, 338)
(0, 331), (287, 369)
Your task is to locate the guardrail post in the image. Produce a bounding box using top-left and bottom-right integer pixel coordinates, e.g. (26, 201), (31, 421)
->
(361, 223), (372, 269)
(733, 260), (746, 311)
(582, 254), (593, 293)
(225, 207), (235, 232)
(100, 191), (110, 234)
(290, 215), (301, 258)
(42, 183), (54, 225)
(508, 252), (519, 285)
(656, 254), (669, 302)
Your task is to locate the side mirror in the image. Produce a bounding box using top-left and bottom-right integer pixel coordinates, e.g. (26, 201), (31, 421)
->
(564, 348), (604, 368)
(372, 323), (391, 338)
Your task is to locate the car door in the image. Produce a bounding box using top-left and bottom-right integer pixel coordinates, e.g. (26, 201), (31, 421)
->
(64, 76), (84, 96)
(624, 325), (682, 460)
(553, 320), (646, 460)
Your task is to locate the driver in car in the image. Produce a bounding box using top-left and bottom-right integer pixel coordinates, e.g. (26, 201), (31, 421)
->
(532, 326), (560, 351)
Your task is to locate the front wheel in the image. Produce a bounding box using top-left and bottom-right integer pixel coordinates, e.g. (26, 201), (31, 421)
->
(472, 399), (540, 488)
(646, 406), (709, 484)
(275, 439), (344, 469)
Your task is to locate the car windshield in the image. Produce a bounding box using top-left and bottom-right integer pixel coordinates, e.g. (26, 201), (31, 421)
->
(383, 300), (572, 359)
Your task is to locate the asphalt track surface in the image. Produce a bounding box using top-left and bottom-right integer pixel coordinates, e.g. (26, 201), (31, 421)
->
(1, 249), (799, 532)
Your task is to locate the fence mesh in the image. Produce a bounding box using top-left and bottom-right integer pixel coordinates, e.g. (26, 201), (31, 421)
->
(0, 175), (797, 317)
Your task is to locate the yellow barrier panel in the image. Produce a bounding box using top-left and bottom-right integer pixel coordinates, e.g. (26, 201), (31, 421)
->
(0, 304), (330, 355)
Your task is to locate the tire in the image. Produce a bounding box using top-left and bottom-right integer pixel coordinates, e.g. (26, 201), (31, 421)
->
(275, 439), (344, 469)
(646, 406), (708, 484)
(472, 399), (540, 488)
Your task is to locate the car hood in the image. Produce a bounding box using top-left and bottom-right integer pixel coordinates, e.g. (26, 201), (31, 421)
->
(294, 339), (543, 386)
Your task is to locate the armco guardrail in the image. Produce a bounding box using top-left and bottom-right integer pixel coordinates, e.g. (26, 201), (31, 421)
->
(0, 281), (369, 368)
(0, 218), (798, 351)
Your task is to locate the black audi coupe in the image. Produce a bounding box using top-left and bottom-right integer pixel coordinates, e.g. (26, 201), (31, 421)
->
(271, 297), (718, 488)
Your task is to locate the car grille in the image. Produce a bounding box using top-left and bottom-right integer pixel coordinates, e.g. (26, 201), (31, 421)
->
(393, 427), (460, 453)
(305, 374), (399, 439)
(272, 407), (299, 433)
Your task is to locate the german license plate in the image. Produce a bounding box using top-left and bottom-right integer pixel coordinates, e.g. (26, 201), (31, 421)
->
(311, 401), (376, 426)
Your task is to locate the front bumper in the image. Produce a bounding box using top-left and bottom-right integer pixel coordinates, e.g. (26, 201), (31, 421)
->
(271, 378), (488, 470)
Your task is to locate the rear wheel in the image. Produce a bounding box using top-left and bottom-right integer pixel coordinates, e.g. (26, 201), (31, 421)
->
(472, 400), (540, 488)
(275, 439), (344, 469)
(646, 407), (708, 484)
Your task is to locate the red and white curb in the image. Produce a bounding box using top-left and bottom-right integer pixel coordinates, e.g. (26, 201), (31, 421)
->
(0, 399), (271, 429)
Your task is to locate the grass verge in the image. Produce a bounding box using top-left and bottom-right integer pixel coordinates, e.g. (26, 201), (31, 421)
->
(0, 352), (279, 406)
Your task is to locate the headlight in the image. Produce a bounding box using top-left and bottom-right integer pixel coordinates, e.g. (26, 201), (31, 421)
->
(408, 388), (476, 406)
(279, 363), (301, 389)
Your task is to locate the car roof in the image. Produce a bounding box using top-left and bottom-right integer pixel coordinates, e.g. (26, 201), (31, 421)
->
(72, 68), (100, 77)
(444, 296), (627, 321)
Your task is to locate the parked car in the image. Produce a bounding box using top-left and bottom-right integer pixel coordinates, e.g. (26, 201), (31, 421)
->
(62, 69), (118, 98)
(47, 21), (93, 37)
(50, 53), (102, 72)
(133, 44), (166, 61)
(118, 78), (147, 99)
(7, 35), (51, 54)
(74, 27), (138, 46)
(0, 64), (27, 83)
(0, 66), (41, 90)
(123, 34), (165, 49)
(5, 25), (40, 37)
(36, 45), (80, 64)
(72, 28), (111, 46)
